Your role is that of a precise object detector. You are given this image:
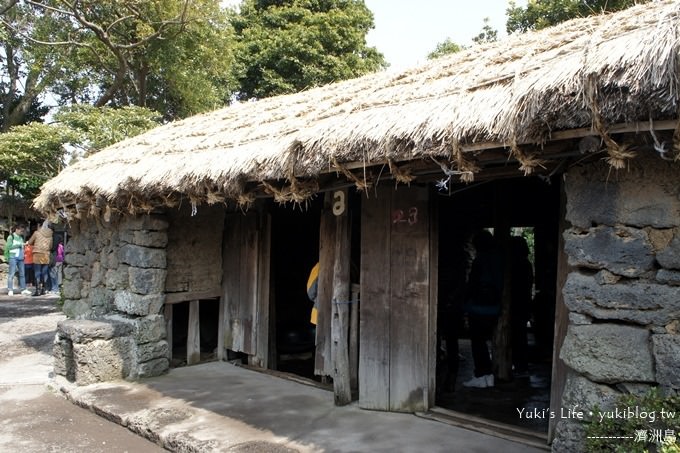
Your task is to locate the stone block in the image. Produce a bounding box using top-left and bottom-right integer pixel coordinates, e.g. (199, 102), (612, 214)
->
(114, 291), (165, 316)
(105, 265), (130, 290)
(563, 272), (680, 326)
(57, 319), (134, 344)
(108, 314), (166, 345)
(119, 244), (166, 269)
(128, 267), (166, 295)
(551, 419), (586, 453)
(64, 276), (81, 297)
(123, 215), (169, 232)
(132, 231), (168, 248)
(569, 313), (592, 325)
(656, 269), (680, 286)
(657, 235), (680, 270)
(564, 226), (655, 277)
(136, 358), (169, 378)
(65, 253), (88, 267)
(565, 158), (680, 229)
(560, 324), (655, 384)
(62, 300), (91, 319)
(561, 374), (619, 417)
(90, 262), (104, 288)
(652, 335), (680, 388)
(72, 337), (134, 385)
(136, 340), (169, 363)
(53, 335), (74, 379)
(90, 287), (114, 311)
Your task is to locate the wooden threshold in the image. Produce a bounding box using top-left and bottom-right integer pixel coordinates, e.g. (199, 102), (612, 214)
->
(235, 362), (333, 392)
(416, 406), (551, 451)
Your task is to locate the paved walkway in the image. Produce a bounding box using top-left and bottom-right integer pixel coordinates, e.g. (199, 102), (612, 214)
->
(56, 361), (548, 452)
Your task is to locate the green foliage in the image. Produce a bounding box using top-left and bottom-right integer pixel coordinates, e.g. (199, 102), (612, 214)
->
(0, 123), (78, 198)
(506, 0), (648, 33)
(53, 105), (161, 155)
(232, 0), (386, 100)
(0, 105), (161, 198)
(585, 388), (680, 453)
(427, 38), (462, 60)
(472, 17), (498, 44)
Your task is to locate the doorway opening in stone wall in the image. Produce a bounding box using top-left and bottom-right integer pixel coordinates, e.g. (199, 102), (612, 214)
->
(167, 298), (220, 368)
(269, 198), (323, 380)
(434, 176), (561, 437)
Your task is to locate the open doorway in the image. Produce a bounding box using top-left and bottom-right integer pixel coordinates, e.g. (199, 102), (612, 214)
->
(269, 198), (323, 379)
(435, 176), (561, 434)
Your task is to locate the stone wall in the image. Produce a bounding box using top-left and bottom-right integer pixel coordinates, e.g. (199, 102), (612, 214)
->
(553, 153), (680, 451)
(54, 214), (170, 383)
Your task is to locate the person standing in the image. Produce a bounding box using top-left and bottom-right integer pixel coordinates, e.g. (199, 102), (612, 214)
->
(50, 240), (64, 293)
(27, 221), (53, 296)
(462, 230), (505, 389)
(24, 243), (34, 290)
(4, 225), (32, 296)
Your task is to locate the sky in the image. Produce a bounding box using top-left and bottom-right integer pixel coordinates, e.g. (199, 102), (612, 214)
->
(222, 1), (526, 70)
(364, 0), (524, 70)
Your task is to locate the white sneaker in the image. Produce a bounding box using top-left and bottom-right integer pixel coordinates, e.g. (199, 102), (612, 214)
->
(485, 374), (495, 387)
(463, 375), (490, 388)
(20, 289), (32, 296)
(7, 290), (13, 296)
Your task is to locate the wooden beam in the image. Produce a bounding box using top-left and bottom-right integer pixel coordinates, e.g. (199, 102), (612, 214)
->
(331, 189), (352, 406)
(217, 296), (225, 361)
(187, 300), (201, 365)
(165, 290), (221, 305)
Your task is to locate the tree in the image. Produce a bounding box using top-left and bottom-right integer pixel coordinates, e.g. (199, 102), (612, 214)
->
(0, 105), (161, 199)
(2, 0), (237, 121)
(231, 0), (386, 100)
(0, 1), (66, 130)
(427, 38), (462, 60)
(472, 17), (498, 45)
(506, 0), (647, 33)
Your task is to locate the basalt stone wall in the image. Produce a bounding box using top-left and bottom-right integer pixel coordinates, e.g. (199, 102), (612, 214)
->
(553, 153), (680, 452)
(54, 214), (170, 384)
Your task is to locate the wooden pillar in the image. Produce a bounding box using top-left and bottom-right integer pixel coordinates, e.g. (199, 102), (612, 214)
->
(165, 304), (173, 363)
(548, 181), (570, 442)
(187, 300), (201, 365)
(217, 297), (225, 361)
(349, 283), (360, 395)
(331, 189), (352, 406)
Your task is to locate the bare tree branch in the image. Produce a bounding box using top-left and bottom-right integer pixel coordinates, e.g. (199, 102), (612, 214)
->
(0, 0), (18, 16)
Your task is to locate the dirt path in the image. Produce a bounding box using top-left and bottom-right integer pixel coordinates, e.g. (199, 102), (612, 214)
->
(0, 294), (167, 452)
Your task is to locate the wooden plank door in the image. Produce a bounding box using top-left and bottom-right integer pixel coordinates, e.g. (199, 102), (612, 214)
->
(359, 185), (434, 412)
(222, 211), (271, 367)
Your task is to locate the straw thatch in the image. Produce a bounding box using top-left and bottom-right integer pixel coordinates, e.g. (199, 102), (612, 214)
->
(34, 1), (680, 214)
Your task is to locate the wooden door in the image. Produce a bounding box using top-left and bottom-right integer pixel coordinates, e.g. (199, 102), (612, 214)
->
(359, 185), (435, 412)
(221, 211), (271, 367)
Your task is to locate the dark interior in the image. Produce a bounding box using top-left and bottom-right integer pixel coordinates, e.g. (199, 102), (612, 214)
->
(270, 197), (323, 378)
(435, 176), (561, 433)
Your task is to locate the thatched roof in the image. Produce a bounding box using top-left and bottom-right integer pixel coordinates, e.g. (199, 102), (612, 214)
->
(35, 1), (680, 214)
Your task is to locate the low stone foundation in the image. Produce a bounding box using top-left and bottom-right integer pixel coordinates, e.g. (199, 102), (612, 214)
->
(54, 214), (170, 385)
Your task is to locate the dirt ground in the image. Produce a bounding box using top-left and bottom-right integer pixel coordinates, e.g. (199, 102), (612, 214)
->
(0, 293), (167, 453)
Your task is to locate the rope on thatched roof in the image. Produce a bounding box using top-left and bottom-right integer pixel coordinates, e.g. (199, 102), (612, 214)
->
(509, 138), (546, 176)
(387, 158), (415, 185)
(260, 178), (319, 205)
(331, 157), (372, 191)
(450, 138), (478, 183)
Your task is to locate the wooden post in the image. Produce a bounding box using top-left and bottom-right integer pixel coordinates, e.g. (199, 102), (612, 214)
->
(165, 304), (173, 363)
(349, 283), (360, 396)
(217, 297), (225, 361)
(331, 189), (352, 406)
(548, 181), (571, 442)
(187, 300), (201, 365)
